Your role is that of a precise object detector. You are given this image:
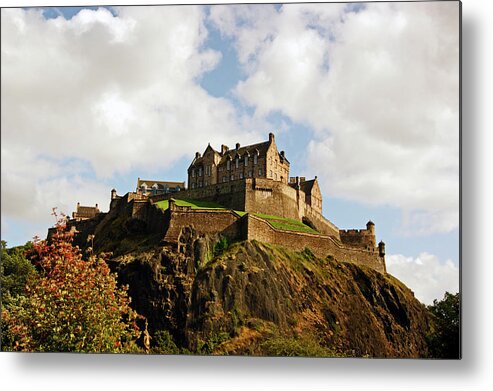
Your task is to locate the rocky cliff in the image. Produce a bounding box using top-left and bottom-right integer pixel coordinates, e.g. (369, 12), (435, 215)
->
(88, 219), (431, 357)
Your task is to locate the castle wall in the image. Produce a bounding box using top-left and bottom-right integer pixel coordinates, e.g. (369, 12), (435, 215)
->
(303, 203), (340, 239)
(245, 214), (386, 273)
(148, 178), (341, 239)
(244, 178), (300, 221)
(150, 180), (247, 212)
(163, 204), (244, 244)
(339, 228), (376, 249)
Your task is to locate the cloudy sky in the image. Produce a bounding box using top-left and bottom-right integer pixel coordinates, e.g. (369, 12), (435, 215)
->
(1, 1), (460, 304)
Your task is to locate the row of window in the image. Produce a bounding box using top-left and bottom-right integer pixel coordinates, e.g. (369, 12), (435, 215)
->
(222, 169), (263, 182)
(191, 155), (260, 178)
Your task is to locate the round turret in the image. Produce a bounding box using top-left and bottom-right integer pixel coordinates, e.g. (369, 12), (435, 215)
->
(378, 240), (386, 257)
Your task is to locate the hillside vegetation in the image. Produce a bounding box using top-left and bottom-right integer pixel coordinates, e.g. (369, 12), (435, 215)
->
(107, 230), (431, 357)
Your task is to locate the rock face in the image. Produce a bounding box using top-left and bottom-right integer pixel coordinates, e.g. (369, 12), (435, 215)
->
(103, 226), (431, 358)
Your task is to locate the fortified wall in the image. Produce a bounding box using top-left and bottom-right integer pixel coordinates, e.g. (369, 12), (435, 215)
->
(148, 178), (340, 238)
(80, 194), (386, 273)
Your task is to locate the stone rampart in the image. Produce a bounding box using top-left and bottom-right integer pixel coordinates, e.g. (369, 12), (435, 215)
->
(245, 214), (386, 273)
(339, 228), (376, 249)
(162, 202), (244, 244)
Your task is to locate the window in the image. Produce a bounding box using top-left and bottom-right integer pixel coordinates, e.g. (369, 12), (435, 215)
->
(198, 167), (202, 177)
(191, 169), (195, 178)
(270, 170), (273, 178)
(192, 182), (196, 189)
(244, 155), (248, 165)
(235, 157), (239, 168)
(205, 180), (209, 186)
(230, 174), (235, 181)
(223, 176), (227, 183)
(239, 172), (244, 179)
(258, 169), (263, 176)
(248, 170), (252, 177)
(199, 180), (203, 188)
(254, 153), (258, 165)
(227, 160), (231, 170)
(219, 166), (223, 172)
(274, 173), (277, 181)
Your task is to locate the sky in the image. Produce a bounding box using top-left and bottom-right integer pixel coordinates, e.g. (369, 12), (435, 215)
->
(0, 2), (460, 305)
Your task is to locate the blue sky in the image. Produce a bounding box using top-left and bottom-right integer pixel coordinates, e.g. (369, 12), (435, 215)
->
(1, 3), (460, 303)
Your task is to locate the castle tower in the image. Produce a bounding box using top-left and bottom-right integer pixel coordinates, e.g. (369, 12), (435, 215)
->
(378, 240), (386, 257)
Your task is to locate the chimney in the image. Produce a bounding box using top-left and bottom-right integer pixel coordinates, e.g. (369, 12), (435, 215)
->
(280, 151), (285, 158)
(236, 143), (240, 150)
(300, 177), (306, 183)
(195, 152), (200, 159)
(269, 132), (275, 143)
(221, 144), (229, 155)
(95, 203), (98, 209)
(77, 202), (80, 206)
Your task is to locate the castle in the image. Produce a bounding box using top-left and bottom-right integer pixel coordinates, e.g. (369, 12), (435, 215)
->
(68, 133), (386, 273)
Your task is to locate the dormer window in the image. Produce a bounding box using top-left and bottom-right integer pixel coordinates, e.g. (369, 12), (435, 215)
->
(198, 167), (202, 177)
(235, 156), (239, 168)
(244, 155), (248, 165)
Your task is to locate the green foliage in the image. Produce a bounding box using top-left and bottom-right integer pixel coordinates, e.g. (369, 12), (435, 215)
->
(261, 334), (342, 357)
(196, 331), (231, 355)
(1, 240), (35, 306)
(2, 215), (142, 353)
(213, 236), (230, 257)
(151, 330), (180, 354)
(254, 213), (318, 234)
(156, 198), (225, 211)
(426, 291), (460, 359)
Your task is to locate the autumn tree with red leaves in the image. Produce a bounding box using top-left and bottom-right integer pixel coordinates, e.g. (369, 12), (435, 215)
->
(3, 210), (142, 352)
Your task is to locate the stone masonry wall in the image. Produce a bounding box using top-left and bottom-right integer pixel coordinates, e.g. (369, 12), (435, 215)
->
(244, 178), (300, 221)
(245, 214), (386, 273)
(163, 203), (244, 244)
(339, 229), (376, 249)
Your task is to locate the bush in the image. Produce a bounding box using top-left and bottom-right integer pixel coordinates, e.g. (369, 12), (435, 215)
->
(213, 236), (230, 257)
(2, 212), (142, 353)
(261, 334), (342, 357)
(152, 330), (180, 355)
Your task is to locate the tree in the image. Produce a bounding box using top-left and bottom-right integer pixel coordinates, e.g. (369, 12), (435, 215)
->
(1, 240), (35, 307)
(427, 291), (460, 359)
(2, 212), (142, 352)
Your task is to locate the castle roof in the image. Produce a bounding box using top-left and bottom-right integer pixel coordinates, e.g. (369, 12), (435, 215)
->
(189, 133), (290, 168)
(300, 179), (316, 194)
(218, 140), (271, 164)
(137, 179), (185, 190)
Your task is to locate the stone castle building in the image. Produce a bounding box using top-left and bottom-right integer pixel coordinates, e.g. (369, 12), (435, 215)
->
(66, 132), (386, 273)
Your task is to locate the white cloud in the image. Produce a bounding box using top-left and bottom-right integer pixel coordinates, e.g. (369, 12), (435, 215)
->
(210, 2), (459, 235)
(386, 252), (459, 305)
(1, 6), (265, 239)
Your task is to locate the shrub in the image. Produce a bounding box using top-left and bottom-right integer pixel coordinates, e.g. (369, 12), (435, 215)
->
(2, 211), (142, 353)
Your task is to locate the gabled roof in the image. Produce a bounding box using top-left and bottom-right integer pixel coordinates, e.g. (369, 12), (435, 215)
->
(300, 179), (316, 194)
(188, 144), (220, 168)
